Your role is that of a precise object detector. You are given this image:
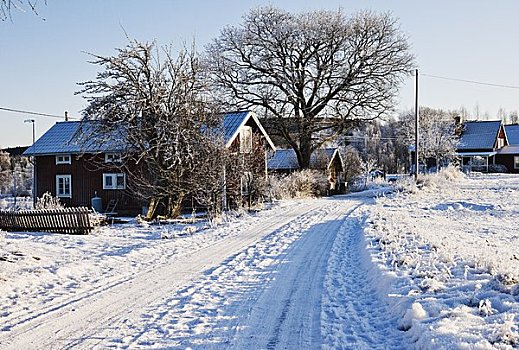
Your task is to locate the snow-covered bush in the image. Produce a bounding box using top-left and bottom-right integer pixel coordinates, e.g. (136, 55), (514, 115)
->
(35, 192), (64, 210)
(491, 314), (519, 346)
(393, 175), (418, 193)
(349, 175), (390, 192)
(418, 166), (465, 189)
(268, 170), (327, 199)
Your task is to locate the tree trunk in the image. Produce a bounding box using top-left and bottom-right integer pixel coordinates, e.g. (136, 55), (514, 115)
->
(297, 134), (313, 169)
(167, 192), (185, 219)
(145, 197), (161, 221)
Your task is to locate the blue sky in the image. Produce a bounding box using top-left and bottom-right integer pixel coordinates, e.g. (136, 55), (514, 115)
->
(2, 0), (519, 147)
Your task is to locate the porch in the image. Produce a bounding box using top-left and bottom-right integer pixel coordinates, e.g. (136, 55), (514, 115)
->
(457, 151), (497, 172)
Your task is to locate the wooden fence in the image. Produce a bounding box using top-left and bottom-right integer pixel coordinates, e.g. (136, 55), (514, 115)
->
(0, 207), (93, 235)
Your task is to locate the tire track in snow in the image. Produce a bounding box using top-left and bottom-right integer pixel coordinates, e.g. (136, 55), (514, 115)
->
(100, 199), (347, 349)
(231, 199), (363, 350)
(0, 200), (326, 350)
(321, 212), (408, 349)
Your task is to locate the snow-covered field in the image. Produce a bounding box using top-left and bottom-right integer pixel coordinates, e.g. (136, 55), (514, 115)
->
(0, 171), (518, 349)
(365, 170), (519, 349)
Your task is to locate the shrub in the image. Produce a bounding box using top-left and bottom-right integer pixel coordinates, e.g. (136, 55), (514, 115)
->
(268, 170), (328, 199)
(35, 192), (64, 210)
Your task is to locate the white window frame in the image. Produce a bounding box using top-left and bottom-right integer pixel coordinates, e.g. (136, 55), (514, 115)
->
(514, 156), (519, 169)
(56, 154), (71, 165)
(103, 173), (126, 190)
(104, 153), (122, 163)
(56, 175), (72, 198)
(240, 126), (253, 153)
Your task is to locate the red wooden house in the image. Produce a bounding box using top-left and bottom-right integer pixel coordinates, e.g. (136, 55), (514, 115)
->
(495, 124), (519, 173)
(23, 111), (275, 215)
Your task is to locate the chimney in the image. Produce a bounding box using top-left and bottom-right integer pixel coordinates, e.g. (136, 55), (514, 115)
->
(454, 115), (463, 136)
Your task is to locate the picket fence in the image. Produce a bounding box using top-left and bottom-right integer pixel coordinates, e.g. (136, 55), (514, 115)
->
(0, 207), (93, 235)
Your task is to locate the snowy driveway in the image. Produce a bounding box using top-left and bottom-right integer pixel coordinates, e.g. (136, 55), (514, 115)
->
(0, 195), (402, 349)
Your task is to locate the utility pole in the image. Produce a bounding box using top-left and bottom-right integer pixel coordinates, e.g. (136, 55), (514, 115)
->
(414, 69), (419, 181)
(24, 119), (36, 207)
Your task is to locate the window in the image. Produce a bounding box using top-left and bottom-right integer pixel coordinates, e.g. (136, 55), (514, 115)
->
(105, 153), (122, 163)
(240, 126), (253, 153)
(514, 156), (519, 169)
(103, 173), (126, 190)
(56, 154), (71, 165)
(56, 175), (72, 198)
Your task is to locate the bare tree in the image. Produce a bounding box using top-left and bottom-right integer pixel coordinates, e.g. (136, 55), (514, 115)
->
(1, 0), (44, 20)
(207, 6), (414, 169)
(78, 40), (225, 219)
(400, 107), (459, 172)
(0, 151), (11, 194)
(348, 121), (383, 185)
(497, 107), (507, 122)
(340, 145), (363, 186)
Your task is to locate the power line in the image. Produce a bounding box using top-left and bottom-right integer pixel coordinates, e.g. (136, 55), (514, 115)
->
(0, 107), (79, 119)
(421, 73), (519, 90)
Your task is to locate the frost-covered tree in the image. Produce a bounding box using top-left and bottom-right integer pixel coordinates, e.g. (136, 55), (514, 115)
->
(207, 7), (414, 169)
(0, 151), (32, 197)
(78, 40), (226, 219)
(400, 107), (459, 171)
(0, 151), (11, 194)
(380, 118), (410, 173)
(340, 145), (364, 186)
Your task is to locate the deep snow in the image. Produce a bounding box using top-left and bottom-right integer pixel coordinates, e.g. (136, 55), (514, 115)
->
(1, 197), (387, 349)
(0, 171), (518, 349)
(365, 171), (519, 349)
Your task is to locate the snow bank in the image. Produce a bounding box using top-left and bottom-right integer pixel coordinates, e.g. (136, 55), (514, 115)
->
(364, 170), (519, 349)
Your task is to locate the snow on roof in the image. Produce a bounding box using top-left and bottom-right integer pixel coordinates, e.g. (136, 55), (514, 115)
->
(504, 124), (519, 145)
(23, 121), (127, 156)
(458, 120), (502, 150)
(223, 111), (276, 150)
(24, 111), (276, 156)
(497, 145), (519, 155)
(267, 149), (300, 170)
(267, 147), (341, 171)
(456, 151), (497, 157)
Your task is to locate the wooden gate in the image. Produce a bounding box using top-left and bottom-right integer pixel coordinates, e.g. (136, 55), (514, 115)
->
(0, 207), (93, 235)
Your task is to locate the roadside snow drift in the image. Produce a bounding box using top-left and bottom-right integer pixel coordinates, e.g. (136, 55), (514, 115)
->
(365, 170), (519, 349)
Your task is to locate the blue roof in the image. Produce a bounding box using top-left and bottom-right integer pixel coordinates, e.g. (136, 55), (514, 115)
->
(268, 149), (300, 170)
(504, 125), (519, 145)
(23, 121), (127, 156)
(24, 111), (274, 156)
(458, 121), (502, 150)
(223, 111), (249, 144)
(268, 148), (340, 171)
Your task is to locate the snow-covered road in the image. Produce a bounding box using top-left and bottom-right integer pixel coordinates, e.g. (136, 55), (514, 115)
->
(0, 195), (405, 349)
